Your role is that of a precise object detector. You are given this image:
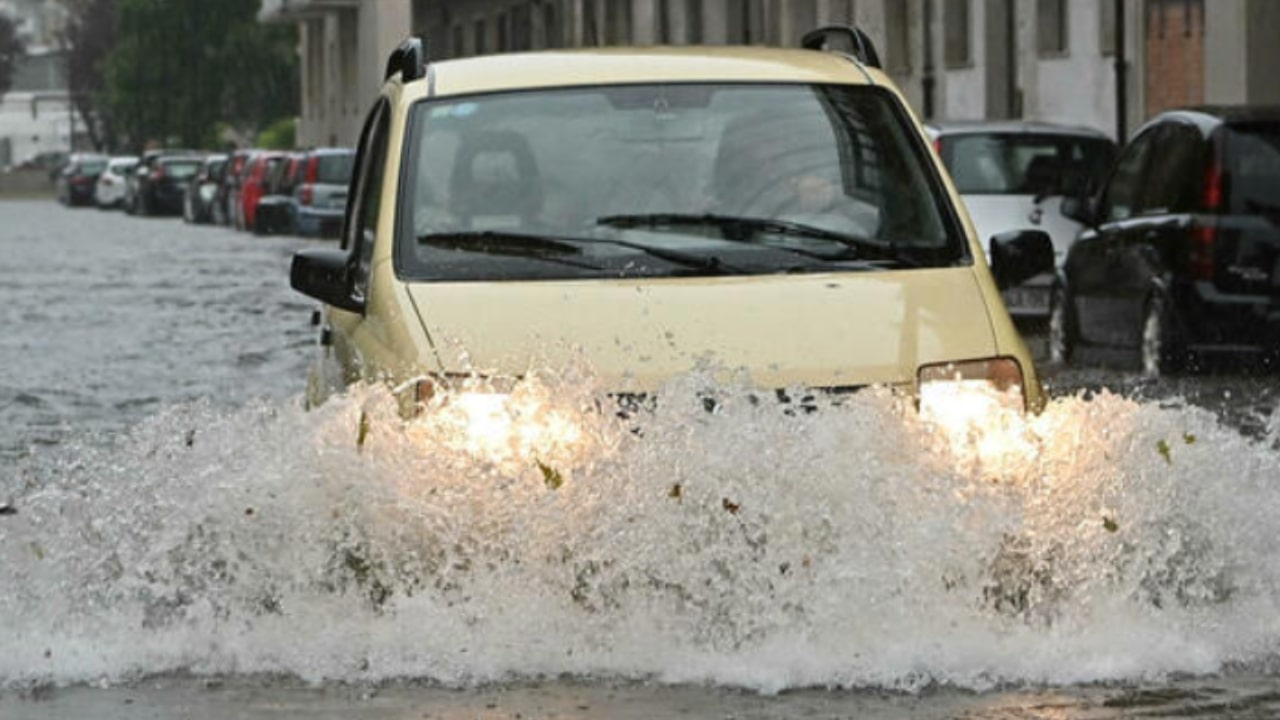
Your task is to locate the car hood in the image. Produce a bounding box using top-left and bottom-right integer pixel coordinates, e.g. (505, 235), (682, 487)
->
(404, 268), (997, 393)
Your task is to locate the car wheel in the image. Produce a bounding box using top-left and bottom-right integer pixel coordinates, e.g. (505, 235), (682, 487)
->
(1140, 292), (1185, 378)
(1048, 284), (1075, 366)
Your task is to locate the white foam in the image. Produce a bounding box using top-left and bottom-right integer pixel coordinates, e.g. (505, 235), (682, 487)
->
(2, 373), (1278, 691)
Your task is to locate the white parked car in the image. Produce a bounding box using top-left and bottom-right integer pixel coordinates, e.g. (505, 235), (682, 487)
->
(94, 156), (139, 209)
(928, 122), (1116, 318)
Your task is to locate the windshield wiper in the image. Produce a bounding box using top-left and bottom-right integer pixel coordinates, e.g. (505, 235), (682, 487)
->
(418, 230), (742, 275)
(419, 232), (605, 270)
(595, 213), (921, 267)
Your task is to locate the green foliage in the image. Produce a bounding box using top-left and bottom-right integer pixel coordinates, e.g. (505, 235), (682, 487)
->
(103, 0), (299, 151)
(256, 117), (297, 150)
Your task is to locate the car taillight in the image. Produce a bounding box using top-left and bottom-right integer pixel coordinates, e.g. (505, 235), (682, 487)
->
(300, 185), (313, 206)
(1192, 154), (1224, 281)
(1191, 224), (1216, 281)
(1203, 157), (1223, 213)
(152, 165), (165, 181)
(305, 157), (318, 185)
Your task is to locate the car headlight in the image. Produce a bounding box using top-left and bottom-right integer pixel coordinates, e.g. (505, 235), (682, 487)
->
(917, 357), (1027, 427)
(401, 374), (584, 462)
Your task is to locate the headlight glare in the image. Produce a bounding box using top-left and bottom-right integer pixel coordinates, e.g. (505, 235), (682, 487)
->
(917, 357), (1027, 427)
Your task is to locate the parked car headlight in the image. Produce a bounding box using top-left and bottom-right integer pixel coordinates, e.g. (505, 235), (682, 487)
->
(917, 357), (1027, 428)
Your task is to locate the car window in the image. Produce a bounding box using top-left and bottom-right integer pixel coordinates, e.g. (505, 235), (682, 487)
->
(163, 161), (201, 180)
(316, 153), (355, 185)
(939, 132), (1114, 197)
(1137, 125), (1201, 215)
(1224, 122), (1280, 218)
(345, 99), (391, 301)
(1102, 128), (1157, 223)
(399, 83), (965, 281)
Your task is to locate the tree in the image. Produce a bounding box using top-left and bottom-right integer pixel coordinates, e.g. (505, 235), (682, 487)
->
(0, 12), (22, 96)
(104, 0), (298, 151)
(61, 0), (118, 150)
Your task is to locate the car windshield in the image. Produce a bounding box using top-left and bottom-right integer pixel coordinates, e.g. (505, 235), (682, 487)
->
(1225, 123), (1280, 218)
(938, 132), (1115, 197)
(399, 83), (965, 281)
(316, 152), (354, 184)
(79, 160), (107, 175)
(163, 161), (201, 180)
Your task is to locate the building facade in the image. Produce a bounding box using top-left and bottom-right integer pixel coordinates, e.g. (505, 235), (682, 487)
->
(0, 0), (75, 169)
(259, 0), (413, 148)
(264, 0), (1278, 148)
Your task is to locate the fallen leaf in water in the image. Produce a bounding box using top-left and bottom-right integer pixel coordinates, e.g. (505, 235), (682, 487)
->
(357, 411), (371, 451)
(537, 459), (564, 490)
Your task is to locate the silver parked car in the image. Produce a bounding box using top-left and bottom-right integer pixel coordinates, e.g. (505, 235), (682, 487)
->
(928, 121), (1116, 318)
(93, 156), (139, 209)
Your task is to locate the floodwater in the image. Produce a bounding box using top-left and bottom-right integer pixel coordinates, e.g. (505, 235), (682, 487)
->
(3, 199), (1280, 718)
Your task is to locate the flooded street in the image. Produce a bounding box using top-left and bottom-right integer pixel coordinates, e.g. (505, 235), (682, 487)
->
(3, 199), (1280, 718)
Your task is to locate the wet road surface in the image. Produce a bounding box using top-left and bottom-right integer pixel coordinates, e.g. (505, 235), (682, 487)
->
(3, 199), (1280, 719)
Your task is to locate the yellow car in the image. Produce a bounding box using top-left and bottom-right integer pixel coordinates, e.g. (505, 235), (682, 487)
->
(291, 29), (1053, 430)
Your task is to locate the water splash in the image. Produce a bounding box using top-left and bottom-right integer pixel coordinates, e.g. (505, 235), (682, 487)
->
(2, 371), (1279, 692)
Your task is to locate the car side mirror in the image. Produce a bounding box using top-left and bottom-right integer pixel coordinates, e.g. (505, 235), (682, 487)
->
(290, 248), (365, 314)
(989, 230), (1054, 291)
(1059, 195), (1098, 227)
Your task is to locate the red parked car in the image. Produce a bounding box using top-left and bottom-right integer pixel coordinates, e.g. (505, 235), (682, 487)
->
(238, 152), (285, 232)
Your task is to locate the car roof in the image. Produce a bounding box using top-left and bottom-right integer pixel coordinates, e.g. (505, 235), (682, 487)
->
(407, 46), (884, 101)
(1138, 106), (1280, 137)
(926, 119), (1113, 140)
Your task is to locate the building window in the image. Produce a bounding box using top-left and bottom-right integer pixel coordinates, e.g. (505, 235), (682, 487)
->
(474, 19), (486, 54)
(686, 0), (703, 42)
(451, 23), (465, 57)
(656, 0), (672, 43)
(606, 0), (632, 44)
(728, 0), (765, 43)
(583, 0), (600, 45)
(1100, 0), (1116, 55)
(541, 1), (563, 48)
(1037, 0), (1068, 56)
(497, 12), (509, 51)
(943, 0), (971, 68)
(885, 0), (909, 72)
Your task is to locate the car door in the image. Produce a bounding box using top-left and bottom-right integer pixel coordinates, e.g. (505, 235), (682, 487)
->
(1068, 126), (1159, 347)
(328, 96), (392, 385)
(1111, 122), (1203, 348)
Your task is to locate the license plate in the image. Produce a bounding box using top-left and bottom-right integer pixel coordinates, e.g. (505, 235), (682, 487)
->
(1003, 287), (1048, 311)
